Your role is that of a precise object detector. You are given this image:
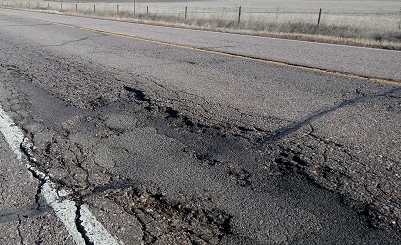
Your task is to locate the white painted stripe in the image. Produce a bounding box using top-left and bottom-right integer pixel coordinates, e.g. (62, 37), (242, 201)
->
(42, 182), (86, 245)
(0, 110), (23, 161)
(80, 205), (121, 245)
(0, 103), (120, 245)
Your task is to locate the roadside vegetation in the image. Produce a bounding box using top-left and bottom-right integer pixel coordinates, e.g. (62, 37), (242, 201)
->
(117, 13), (401, 50)
(2, 0), (401, 50)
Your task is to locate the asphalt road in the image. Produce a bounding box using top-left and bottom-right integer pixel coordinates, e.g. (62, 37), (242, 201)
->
(1, 8), (401, 81)
(0, 7), (400, 244)
(0, 132), (75, 244)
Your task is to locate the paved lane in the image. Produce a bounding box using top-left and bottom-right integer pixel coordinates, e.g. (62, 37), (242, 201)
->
(0, 7), (401, 81)
(0, 8), (400, 244)
(0, 131), (75, 244)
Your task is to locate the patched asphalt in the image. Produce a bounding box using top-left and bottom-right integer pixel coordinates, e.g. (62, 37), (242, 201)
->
(0, 8), (400, 244)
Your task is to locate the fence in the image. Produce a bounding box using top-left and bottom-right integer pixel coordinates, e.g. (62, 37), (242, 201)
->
(1, 2), (400, 31)
(398, 7), (401, 30)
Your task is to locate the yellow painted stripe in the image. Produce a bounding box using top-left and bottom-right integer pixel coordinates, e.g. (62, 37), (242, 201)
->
(1, 10), (401, 86)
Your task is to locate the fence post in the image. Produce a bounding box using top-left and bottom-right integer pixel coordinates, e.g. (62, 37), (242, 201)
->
(185, 6), (187, 20)
(147, 6), (148, 14)
(94, 4), (95, 13)
(238, 6), (242, 24)
(117, 5), (119, 14)
(317, 8), (322, 27)
(75, 4), (77, 12)
(61, 3), (62, 11)
(398, 7), (401, 30)
(47, 3), (49, 9)
(133, 0), (136, 18)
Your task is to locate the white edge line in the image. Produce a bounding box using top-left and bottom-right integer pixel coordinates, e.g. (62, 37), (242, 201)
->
(0, 103), (120, 245)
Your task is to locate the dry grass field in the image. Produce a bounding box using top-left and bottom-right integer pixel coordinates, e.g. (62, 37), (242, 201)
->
(2, 0), (401, 49)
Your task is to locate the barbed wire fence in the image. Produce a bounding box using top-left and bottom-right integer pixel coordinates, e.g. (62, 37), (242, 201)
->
(398, 7), (401, 29)
(1, 2), (400, 30)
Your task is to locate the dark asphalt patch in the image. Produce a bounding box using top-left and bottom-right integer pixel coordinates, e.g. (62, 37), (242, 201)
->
(0, 203), (51, 224)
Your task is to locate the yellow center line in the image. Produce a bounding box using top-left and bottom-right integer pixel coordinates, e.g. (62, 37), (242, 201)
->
(1, 10), (401, 86)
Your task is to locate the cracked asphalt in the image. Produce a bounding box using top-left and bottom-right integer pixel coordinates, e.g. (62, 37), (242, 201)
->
(0, 8), (400, 244)
(0, 133), (74, 244)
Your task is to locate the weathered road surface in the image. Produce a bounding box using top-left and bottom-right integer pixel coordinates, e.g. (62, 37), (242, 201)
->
(0, 8), (400, 244)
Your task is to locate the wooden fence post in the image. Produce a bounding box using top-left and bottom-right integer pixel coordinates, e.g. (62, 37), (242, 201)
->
(61, 3), (62, 11)
(94, 4), (95, 13)
(76, 4), (77, 12)
(317, 8), (322, 27)
(47, 3), (49, 9)
(133, 0), (136, 18)
(398, 7), (401, 30)
(147, 6), (149, 14)
(185, 6), (187, 20)
(238, 6), (242, 24)
(117, 5), (119, 14)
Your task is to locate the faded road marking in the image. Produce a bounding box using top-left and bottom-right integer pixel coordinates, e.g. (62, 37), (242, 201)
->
(0, 10), (400, 86)
(0, 103), (120, 245)
(53, 24), (401, 86)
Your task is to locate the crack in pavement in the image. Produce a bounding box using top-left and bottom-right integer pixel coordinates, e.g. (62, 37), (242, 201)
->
(106, 185), (235, 244)
(0, 101), (121, 244)
(133, 208), (157, 244)
(123, 85), (273, 143)
(44, 34), (106, 48)
(17, 214), (23, 245)
(75, 204), (94, 245)
(1, 36), (400, 241)
(0, 174), (5, 205)
(35, 222), (44, 245)
(269, 126), (400, 230)
(259, 86), (401, 145)
(22, 138), (121, 245)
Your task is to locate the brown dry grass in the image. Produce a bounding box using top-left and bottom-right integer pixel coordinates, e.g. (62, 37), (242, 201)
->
(2, 2), (401, 50)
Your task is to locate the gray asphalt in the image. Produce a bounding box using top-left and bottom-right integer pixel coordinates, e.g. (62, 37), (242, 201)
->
(0, 8), (401, 81)
(0, 132), (74, 244)
(0, 7), (400, 244)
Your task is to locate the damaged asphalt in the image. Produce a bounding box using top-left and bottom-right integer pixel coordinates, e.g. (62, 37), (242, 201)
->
(0, 9), (400, 244)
